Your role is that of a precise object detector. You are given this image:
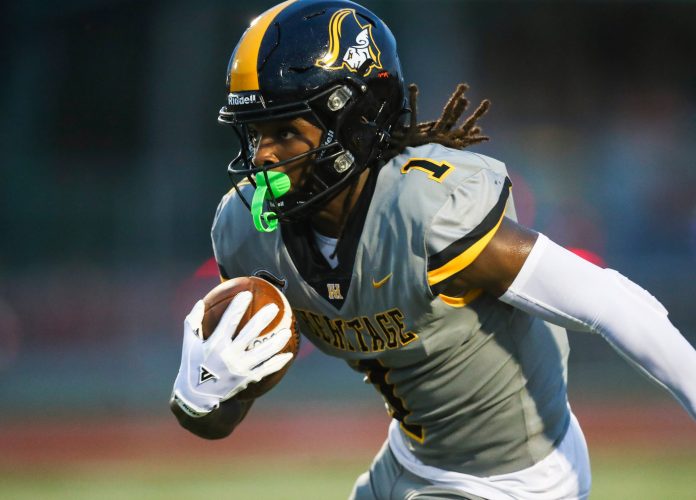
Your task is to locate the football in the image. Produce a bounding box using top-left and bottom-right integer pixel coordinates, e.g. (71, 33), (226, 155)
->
(201, 275), (299, 400)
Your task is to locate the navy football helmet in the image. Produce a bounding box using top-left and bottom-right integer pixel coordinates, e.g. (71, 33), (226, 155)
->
(218, 0), (405, 230)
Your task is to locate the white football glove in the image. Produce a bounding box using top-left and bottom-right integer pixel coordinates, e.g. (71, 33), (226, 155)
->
(172, 291), (293, 417)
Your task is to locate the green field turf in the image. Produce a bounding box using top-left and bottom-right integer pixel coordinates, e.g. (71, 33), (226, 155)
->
(2, 449), (695, 500)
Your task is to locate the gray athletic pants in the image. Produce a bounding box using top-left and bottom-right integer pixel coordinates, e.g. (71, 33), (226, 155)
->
(349, 441), (487, 500)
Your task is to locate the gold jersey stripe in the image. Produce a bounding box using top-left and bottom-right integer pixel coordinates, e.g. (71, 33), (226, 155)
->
(228, 0), (297, 92)
(427, 207), (506, 287)
(438, 288), (483, 308)
(400, 422), (426, 444)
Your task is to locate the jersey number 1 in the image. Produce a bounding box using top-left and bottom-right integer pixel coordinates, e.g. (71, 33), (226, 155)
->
(357, 359), (425, 443)
(400, 158), (454, 182)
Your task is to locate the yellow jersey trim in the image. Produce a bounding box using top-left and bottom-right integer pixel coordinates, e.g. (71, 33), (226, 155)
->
(400, 422), (426, 444)
(427, 209), (506, 286)
(438, 289), (483, 308)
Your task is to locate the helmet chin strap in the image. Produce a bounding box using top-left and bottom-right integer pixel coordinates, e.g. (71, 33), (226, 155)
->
(251, 172), (291, 232)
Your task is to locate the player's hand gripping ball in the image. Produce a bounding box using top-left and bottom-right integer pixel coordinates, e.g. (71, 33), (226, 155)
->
(201, 276), (299, 400)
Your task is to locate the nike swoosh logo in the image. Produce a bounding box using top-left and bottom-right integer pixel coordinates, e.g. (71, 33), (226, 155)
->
(372, 273), (393, 288)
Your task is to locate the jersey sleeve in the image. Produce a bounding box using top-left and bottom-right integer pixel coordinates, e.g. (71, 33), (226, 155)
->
(210, 186), (254, 281)
(211, 190), (233, 280)
(425, 168), (512, 297)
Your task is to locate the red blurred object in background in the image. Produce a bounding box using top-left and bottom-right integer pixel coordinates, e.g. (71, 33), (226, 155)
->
(568, 247), (606, 267)
(194, 258), (220, 278)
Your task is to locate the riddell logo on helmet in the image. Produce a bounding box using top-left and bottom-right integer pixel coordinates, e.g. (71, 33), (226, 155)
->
(228, 92), (263, 106)
(315, 9), (383, 76)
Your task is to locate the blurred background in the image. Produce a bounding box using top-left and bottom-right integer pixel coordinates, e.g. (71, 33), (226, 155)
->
(1, 0), (695, 498)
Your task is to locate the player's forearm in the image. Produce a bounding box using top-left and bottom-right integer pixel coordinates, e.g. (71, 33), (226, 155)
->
(500, 234), (696, 419)
(169, 397), (254, 439)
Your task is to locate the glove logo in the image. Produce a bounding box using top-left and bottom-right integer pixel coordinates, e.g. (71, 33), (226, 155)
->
(315, 9), (382, 76)
(198, 365), (218, 384)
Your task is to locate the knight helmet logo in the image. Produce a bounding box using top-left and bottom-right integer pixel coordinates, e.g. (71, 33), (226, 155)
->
(315, 9), (383, 76)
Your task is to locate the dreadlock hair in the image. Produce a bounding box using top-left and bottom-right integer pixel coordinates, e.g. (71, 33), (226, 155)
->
(385, 83), (490, 159)
(325, 84), (489, 253)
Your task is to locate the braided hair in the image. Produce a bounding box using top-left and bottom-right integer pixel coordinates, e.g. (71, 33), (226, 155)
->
(385, 83), (490, 158)
(327, 84), (490, 246)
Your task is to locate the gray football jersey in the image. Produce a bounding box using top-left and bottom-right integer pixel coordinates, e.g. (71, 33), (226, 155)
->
(212, 143), (570, 476)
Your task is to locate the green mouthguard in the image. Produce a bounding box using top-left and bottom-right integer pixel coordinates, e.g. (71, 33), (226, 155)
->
(251, 171), (291, 232)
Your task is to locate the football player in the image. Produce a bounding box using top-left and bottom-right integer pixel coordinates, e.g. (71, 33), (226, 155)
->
(170, 1), (696, 498)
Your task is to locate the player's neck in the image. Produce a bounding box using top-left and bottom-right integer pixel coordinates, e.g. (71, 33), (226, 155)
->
(311, 169), (370, 238)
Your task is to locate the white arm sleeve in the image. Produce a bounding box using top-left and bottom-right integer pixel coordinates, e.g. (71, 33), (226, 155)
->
(500, 234), (696, 420)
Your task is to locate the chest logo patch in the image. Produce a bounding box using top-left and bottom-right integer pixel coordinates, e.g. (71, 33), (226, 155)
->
(327, 283), (344, 300)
